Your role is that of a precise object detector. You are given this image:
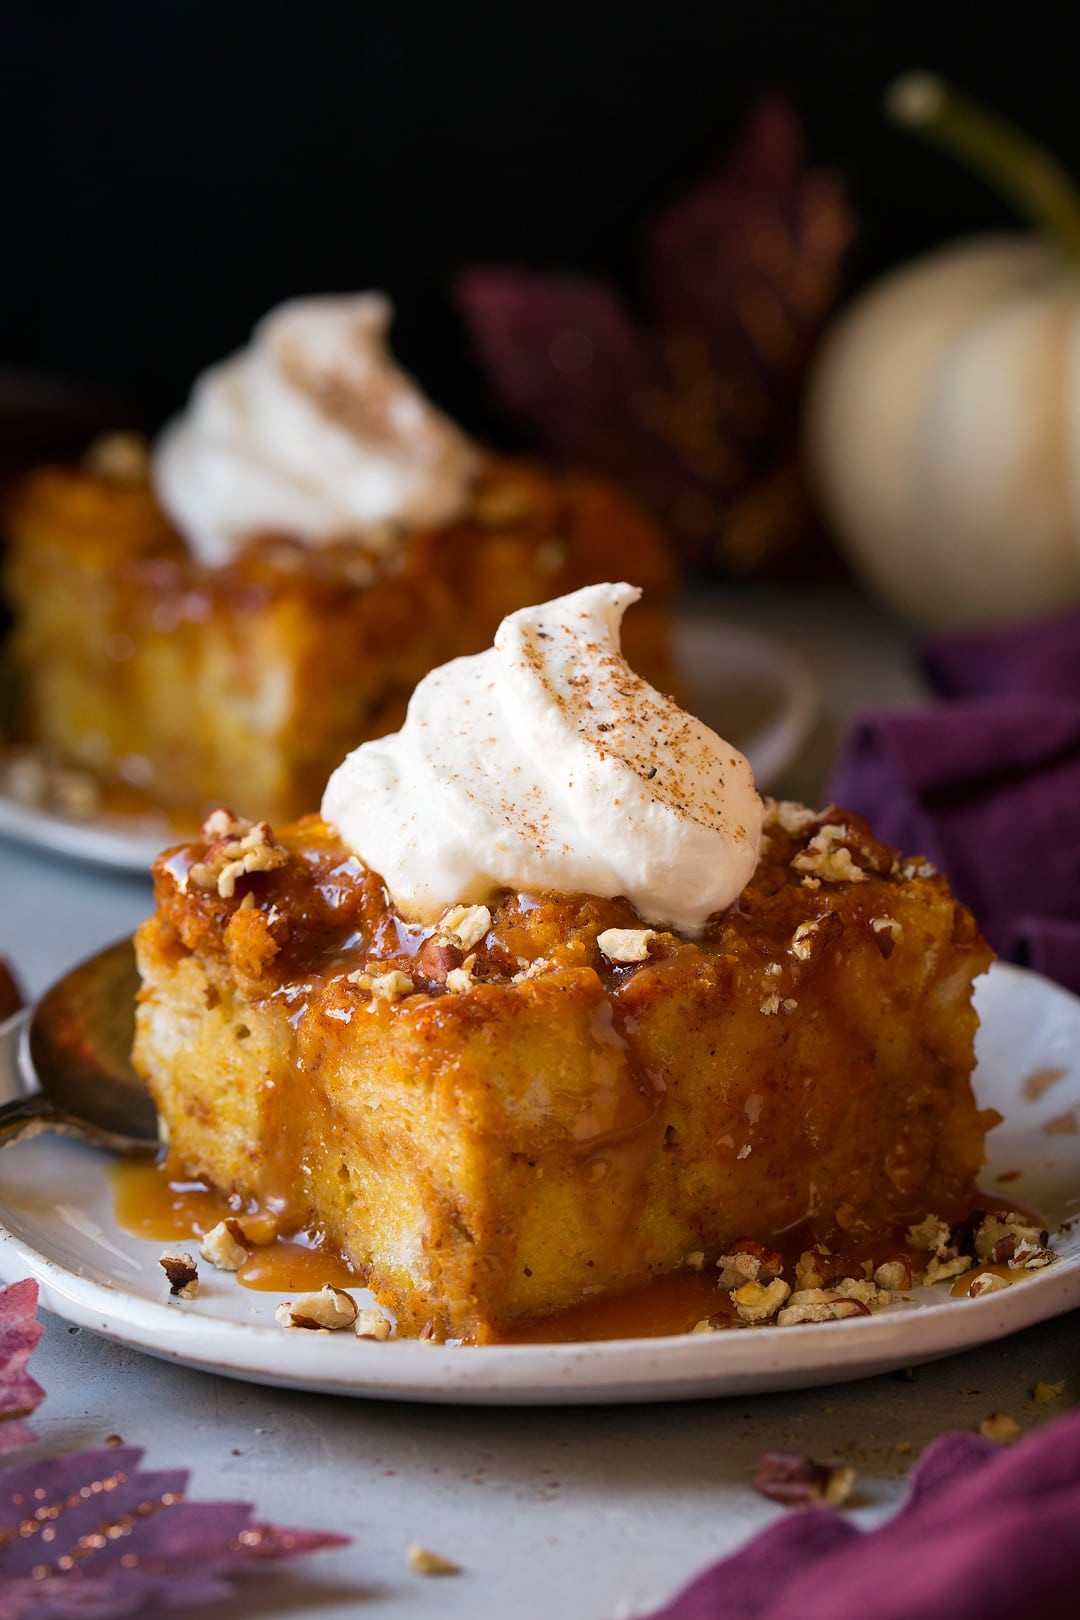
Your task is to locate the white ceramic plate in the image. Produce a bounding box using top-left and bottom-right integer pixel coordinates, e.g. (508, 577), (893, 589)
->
(0, 779), (173, 874)
(0, 962), (1077, 1405)
(0, 616), (817, 876)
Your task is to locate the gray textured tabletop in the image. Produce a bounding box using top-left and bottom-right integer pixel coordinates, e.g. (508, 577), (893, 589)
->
(1, 587), (1076, 1620)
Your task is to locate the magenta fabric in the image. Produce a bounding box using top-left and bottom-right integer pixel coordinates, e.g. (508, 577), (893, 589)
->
(921, 605), (1080, 701)
(827, 604), (1080, 995)
(643, 1411), (1080, 1620)
(826, 701), (1080, 990)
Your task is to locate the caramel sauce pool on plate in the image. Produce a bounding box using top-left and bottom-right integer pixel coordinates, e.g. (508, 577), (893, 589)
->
(111, 1159), (1045, 1342)
(110, 1157), (732, 1335)
(110, 1158), (360, 1292)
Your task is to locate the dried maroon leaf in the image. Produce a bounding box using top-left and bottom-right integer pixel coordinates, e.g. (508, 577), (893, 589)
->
(0, 1280), (44, 1453)
(0, 1444), (347, 1616)
(456, 96), (854, 574)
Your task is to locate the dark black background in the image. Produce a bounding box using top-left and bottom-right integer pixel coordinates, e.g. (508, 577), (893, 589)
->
(2, 1), (1076, 435)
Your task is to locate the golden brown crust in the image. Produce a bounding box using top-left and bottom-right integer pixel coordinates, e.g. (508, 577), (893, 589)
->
(134, 803), (995, 1343)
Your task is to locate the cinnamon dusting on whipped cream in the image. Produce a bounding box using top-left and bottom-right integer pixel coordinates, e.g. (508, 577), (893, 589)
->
(321, 583), (763, 933)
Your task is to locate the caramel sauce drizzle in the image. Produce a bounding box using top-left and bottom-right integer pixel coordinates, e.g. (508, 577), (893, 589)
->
(110, 1160), (359, 1293)
(112, 1159), (1048, 1342)
(131, 822), (1048, 1344)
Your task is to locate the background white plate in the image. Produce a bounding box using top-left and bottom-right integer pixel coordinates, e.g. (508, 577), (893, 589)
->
(0, 962), (1077, 1405)
(0, 614), (817, 875)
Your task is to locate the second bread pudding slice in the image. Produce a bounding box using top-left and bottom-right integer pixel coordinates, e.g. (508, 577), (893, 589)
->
(3, 297), (673, 826)
(133, 584), (995, 1343)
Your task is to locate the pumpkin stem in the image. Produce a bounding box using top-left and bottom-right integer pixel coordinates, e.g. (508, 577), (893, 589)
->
(887, 72), (1080, 263)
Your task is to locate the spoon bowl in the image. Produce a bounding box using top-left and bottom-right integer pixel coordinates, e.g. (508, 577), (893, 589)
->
(0, 938), (158, 1153)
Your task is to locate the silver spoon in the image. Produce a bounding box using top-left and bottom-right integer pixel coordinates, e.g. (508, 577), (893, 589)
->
(0, 938), (158, 1154)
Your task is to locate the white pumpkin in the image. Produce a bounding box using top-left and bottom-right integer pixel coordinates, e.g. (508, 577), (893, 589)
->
(806, 232), (1080, 629)
(806, 72), (1080, 630)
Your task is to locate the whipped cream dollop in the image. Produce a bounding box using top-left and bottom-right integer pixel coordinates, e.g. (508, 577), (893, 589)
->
(321, 583), (763, 933)
(153, 293), (479, 565)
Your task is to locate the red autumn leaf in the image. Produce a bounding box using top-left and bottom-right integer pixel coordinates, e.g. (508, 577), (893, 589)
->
(456, 96), (854, 574)
(0, 1445), (349, 1618)
(0, 1282), (45, 1455)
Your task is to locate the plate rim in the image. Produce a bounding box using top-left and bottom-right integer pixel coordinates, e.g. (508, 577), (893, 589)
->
(0, 961), (1077, 1405)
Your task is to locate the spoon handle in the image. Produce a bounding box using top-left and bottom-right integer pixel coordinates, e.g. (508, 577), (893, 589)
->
(0, 1092), (63, 1147)
(0, 1009), (64, 1146)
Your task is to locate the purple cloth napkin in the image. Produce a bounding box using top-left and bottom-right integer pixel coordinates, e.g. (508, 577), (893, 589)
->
(921, 605), (1080, 700)
(642, 1410), (1080, 1620)
(827, 607), (1080, 996)
(827, 701), (1080, 988)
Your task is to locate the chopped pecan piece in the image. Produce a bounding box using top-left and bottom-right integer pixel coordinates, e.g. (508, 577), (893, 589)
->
(347, 967), (415, 1004)
(732, 1278), (791, 1323)
(830, 1277), (890, 1306)
(355, 1306), (393, 1341)
(789, 912), (844, 961)
(762, 799), (818, 836)
(776, 1296), (870, 1326)
(752, 1451), (856, 1507)
(200, 807), (251, 842)
(1015, 1244), (1056, 1270)
(979, 1412), (1021, 1445)
(407, 1544), (461, 1575)
(199, 1218), (252, 1271)
(870, 915), (902, 958)
(186, 814), (288, 899)
(438, 904), (491, 953)
(967, 1271), (1010, 1298)
(922, 1253), (972, 1285)
(275, 1285), (358, 1331)
(906, 1214), (952, 1257)
(791, 823), (868, 885)
(973, 1212), (1047, 1263)
(716, 1238), (785, 1290)
(159, 1249), (199, 1299)
(597, 927), (656, 964)
(416, 936), (462, 983)
(873, 1256), (913, 1291)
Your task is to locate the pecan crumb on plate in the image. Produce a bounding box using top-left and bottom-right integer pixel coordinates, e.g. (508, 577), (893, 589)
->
(752, 1451), (856, 1507)
(406, 1544), (461, 1575)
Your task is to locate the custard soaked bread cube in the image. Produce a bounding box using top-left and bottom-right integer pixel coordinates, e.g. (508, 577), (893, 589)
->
(133, 803), (995, 1343)
(3, 458), (673, 824)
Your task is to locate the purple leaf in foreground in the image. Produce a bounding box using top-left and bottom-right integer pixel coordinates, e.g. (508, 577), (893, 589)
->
(0, 1282), (45, 1454)
(0, 1445), (348, 1618)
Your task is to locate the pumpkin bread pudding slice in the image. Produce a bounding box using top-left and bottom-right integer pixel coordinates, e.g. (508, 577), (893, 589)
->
(133, 802), (995, 1343)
